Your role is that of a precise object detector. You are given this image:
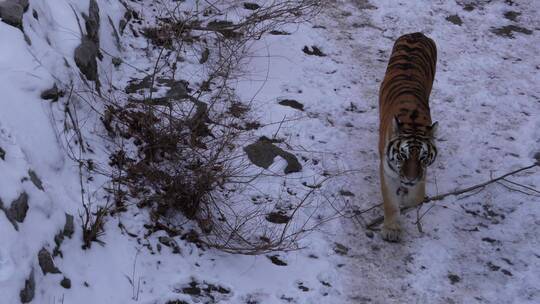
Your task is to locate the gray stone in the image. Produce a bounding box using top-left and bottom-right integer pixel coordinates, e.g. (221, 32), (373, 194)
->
(491, 25), (533, 38)
(0, 1), (24, 28)
(446, 15), (463, 26)
(38, 248), (61, 275)
(244, 137), (302, 174)
(1, 192), (29, 230)
(74, 0), (102, 86)
(243, 3), (260, 10)
(28, 169), (44, 191)
(74, 38), (98, 81)
(17, 0), (29, 12)
(19, 269), (35, 303)
(40, 84), (64, 102)
(278, 99), (304, 111)
(82, 0), (100, 45)
(63, 213), (75, 238)
(53, 231), (64, 257)
(10, 192), (29, 222)
(53, 213), (74, 257)
(265, 211), (290, 224)
(158, 236), (181, 254)
(60, 277), (71, 289)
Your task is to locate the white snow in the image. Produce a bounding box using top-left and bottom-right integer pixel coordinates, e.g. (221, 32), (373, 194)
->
(0, 0), (539, 303)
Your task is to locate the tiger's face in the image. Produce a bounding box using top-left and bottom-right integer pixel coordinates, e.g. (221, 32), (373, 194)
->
(386, 120), (438, 186)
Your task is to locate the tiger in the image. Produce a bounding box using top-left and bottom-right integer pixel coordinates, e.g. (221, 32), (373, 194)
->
(378, 32), (438, 242)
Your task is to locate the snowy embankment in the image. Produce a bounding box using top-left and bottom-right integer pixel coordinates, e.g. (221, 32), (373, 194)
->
(0, 0), (539, 303)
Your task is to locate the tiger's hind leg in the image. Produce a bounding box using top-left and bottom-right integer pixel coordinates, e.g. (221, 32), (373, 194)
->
(380, 172), (402, 242)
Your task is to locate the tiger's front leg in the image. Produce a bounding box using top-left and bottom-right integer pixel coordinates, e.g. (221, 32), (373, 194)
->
(380, 169), (402, 242)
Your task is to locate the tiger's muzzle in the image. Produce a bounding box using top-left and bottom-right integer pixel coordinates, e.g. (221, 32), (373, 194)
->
(399, 149), (424, 185)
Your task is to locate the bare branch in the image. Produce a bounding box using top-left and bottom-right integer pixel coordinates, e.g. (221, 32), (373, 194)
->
(366, 163), (539, 230)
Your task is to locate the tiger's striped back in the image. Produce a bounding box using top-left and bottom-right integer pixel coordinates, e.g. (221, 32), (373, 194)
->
(379, 32), (437, 154)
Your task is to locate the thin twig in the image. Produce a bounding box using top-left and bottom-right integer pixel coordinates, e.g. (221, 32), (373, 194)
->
(366, 163), (539, 230)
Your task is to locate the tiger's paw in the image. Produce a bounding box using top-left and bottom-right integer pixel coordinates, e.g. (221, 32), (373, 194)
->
(381, 223), (401, 242)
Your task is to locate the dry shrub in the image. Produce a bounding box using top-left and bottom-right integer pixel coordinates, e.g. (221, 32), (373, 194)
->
(99, 0), (327, 254)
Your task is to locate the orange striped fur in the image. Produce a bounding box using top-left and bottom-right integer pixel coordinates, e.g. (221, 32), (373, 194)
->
(378, 32), (438, 242)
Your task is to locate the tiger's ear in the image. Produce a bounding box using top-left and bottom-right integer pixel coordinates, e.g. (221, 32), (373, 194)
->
(428, 121), (438, 137)
(392, 116), (403, 134)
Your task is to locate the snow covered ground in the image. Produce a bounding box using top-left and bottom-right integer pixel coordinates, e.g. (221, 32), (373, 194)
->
(0, 0), (539, 303)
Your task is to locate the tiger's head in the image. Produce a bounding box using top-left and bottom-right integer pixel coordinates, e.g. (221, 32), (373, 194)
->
(386, 117), (438, 186)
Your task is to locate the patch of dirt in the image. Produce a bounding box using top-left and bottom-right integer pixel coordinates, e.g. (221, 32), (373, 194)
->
(268, 255), (288, 266)
(302, 45), (327, 57)
(503, 11), (521, 21)
(176, 279), (231, 304)
(446, 15), (463, 26)
(278, 99), (304, 111)
(491, 25), (532, 38)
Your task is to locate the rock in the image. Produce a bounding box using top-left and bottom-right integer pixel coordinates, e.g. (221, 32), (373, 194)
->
(53, 231), (64, 257)
(265, 211), (290, 224)
(10, 192), (29, 222)
(112, 57), (122, 67)
(17, 0), (29, 12)
(40, 84), (64, 102)
(159, 78), (190, 99)
(333, 242), (349, 256)
(338, 190), (355, 197)
(0, 146), (5, 160)
(1, 192), (29, 230)
(446, 15), (463, 26)
(74, 38), (99, 81)
(297, 282), (309, 292)
(243, 3), (261, 10)
(491, 25), (533, 38)
(206, 20), (241, 39)
(302, 45), (327, 57)
(83, 0), (100, 45)
(125, 75), (153, 94)
(0, 1), (25, 29)
(533, 151), (540, 164)
(54, 213), (75, 257)
(60, 277), (72, 289)
(244, 137), (302, 174)
(355, 0), (377, 10)
(269, 30), (290, 35)
(38, 248), (61, 275)
(19, 269), (35, 303)
(207, 20), (234, 30)
(119, 10), (132, 35)
(447, 273), (461, 285)
(504, 11), (521, 22)
(28, 170), (44, 191)
(199, 47), (209, 64)
(158, 236), (181, 254)
(63, 213), (75, 238)
(267, 255), (287, 266)
(177, 279), (231, 302)
(74, 0), (101, 87)
(278, 99), (304, 111)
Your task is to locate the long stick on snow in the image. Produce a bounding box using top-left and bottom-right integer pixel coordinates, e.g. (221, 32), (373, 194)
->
(365, 162), (539, 230)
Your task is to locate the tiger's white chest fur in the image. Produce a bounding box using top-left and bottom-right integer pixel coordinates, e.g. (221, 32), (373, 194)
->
(382, 156), (424, 207)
